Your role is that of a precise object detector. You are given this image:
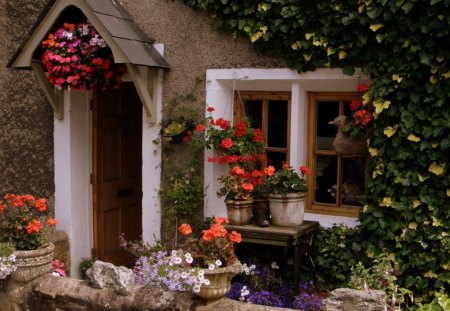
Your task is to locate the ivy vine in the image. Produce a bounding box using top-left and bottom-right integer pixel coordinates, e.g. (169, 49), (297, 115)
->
(183, 0), (450, 301)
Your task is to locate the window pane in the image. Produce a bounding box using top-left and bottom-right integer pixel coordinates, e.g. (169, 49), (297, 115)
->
(342, 157), (366, 206)
(314, 155), (337, 204)
(267, 100), (288, 148)
(243, 100), (263, 129)
(316, 101), (339, 150)
(266, 152), (287, 170)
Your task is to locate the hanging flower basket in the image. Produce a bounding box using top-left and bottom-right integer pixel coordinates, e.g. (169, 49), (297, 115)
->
(159, 119), (195, 143)
(41, 22), (126, 91)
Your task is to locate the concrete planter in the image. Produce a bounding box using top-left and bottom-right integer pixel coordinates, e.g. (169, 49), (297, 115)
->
(11, 242), (54, 282)
(195, 259), (243, 302)
(268, 193), (306, 226)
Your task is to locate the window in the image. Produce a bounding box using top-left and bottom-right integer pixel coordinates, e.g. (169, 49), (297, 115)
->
(233, 92), (291, 169)
(307, 92), (366, 216)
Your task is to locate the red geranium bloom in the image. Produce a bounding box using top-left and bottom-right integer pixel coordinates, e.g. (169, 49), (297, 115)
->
(357, 83), (369, 92)
(350, 98), (362, 111)
(179, 224), (192, 236)
(221, 138), (233, 149)
(207, 106), (215, 113)
(196, 124), (206, 131)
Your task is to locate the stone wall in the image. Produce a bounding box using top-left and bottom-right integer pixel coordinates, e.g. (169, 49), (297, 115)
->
(0, 275), (386, 311)
(0, 0), (54, 198)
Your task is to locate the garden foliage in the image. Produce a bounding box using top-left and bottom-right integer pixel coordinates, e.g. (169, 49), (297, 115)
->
(183, 0), (450, 301)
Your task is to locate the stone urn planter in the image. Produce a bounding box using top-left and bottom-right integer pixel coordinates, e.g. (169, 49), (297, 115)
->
(225, 199), (253, 225)
(268, 193), (306, 226)
(195, 259), (243, 301)
(11, 242), (54, 282)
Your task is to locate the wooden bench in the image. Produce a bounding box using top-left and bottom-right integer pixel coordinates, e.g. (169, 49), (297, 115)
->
(225, 220), (320, 283)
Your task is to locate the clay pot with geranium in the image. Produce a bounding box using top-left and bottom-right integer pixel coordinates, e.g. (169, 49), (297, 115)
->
(0, 194), (57, 281)
(264, 165), (310, 227)
(41, 22), (126, 91)
(217, 165), (256, 225)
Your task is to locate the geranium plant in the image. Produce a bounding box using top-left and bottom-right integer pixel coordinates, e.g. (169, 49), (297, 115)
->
(178, 217), (242, 268)
(217, 165), (256, 200)
(41, 22), (126, 91)
(265, 164), (310, 195)
(343, 83), (373, 137)
(0, 194), (57, 250)
(192, 107), (265, 166)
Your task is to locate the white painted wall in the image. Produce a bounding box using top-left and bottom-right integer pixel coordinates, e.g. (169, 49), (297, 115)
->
(204, 68), (367, 228)
(54, 91), (93, 278)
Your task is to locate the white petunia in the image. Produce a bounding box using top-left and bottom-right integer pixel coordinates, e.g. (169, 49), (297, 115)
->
(215, 259), (222, 267)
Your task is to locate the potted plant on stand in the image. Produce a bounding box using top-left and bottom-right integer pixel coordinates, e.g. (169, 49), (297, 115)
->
(0, 194), (57, 282)
(265, 165), (310, 226)
(217, 165), (255, 225)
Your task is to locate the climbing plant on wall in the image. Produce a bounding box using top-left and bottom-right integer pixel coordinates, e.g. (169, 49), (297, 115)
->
(184, 0), (450, 302)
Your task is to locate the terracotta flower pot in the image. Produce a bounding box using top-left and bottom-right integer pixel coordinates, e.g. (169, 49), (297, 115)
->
(11, 242), (54, 282)
(268, 193), (306, 226)
(225, 199), (253, 225)
(195, 259), (243, 301)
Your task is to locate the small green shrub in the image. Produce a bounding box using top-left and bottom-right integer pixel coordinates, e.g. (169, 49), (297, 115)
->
(78, 256), (97, 279)
(415, 291), (450, 311)
(312, 224), (362, 288)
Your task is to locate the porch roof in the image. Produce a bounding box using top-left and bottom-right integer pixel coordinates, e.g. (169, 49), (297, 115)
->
(7, 0), (169, 69)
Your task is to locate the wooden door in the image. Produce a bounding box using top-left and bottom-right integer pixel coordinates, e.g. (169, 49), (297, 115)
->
(93, 82), (142, 265)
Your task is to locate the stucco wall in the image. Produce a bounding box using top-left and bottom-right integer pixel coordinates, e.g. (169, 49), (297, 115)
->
(121, 0), (285, 103)
(0, 0), (54, 197)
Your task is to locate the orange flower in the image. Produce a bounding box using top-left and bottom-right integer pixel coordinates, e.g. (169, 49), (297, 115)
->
(12, 196), (24, 208)
(229, 231), (242, 243)
(179, 224), (192, 236)
(201, 229), (215, 241)
(230, 165), (245, 176)
(36, 198), (47, 212)
(241, 182), (254, 192)
(215, 217), (229, 225)
(264, 166), (275, 176)
(26, 219), (42, 234)
(209, 223), (228, 238)
(47, 218), (57, 226)
(0, 201), (5, 214)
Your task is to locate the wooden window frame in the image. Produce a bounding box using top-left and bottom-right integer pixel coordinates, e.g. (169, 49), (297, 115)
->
(233, 91), (291, 167)
(306, 92), (363, 217)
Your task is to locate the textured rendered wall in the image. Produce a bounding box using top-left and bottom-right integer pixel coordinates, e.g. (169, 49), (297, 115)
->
(0, 0), (54, 198)
(0, 0), (284, 210)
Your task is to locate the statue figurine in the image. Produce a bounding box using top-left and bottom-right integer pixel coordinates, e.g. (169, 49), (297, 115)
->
(328, 115), (367, 157)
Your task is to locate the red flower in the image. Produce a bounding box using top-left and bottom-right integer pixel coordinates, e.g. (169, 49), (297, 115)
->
(196, 124), (206, 131)
(253, 128), (265, 143)
(207, 107), (215, 113)
(353, 109), (372, 127)
(300, 166), (311, 176)
(357, 83), (369, 92)
(179, 224), (192, 236)
(350, 98), (362, 111)
(234, 121), (247, 137)
(221, 138), (233, 149)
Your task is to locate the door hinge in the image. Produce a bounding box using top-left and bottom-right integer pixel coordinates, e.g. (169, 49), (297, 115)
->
(90, 173), (94, 184)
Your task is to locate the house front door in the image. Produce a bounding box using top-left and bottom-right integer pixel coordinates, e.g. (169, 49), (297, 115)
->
(93, 82), (143, 265)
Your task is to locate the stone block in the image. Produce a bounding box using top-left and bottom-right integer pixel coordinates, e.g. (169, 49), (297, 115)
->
(85, 260), (135, 296)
